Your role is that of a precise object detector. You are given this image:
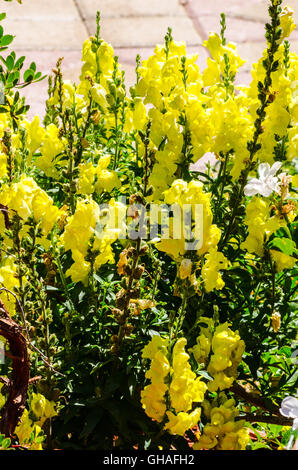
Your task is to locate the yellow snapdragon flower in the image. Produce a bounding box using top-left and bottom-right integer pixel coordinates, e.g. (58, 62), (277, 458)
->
(77, 161), (96, 195)
(0, 175), (61, 237)
(0, 257), (19, 316)
(191, 319), (245, 393)
(36, 124), (66, 177)
(194, 394), (249, 450)
(155, 179), (222, 260)
(242, 196), (287, 257)
(31, 392), (58, 427)
(141, 335), (207, 436)
(21, 115), (46, 156)
(201, 247), (229, 292)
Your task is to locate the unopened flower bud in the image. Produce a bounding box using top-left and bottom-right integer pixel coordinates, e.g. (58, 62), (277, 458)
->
(179, 259), (192, 280)
(271, 311), (281, 333)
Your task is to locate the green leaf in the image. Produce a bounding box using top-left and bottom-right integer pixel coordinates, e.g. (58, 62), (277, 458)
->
(13, 90), (19, 103)
(269, 237), (297, 256)
(272, 225), (292, 240)
(285, 370), (298, 387)
(6, 55), (14, 71)
(45, 285), (60, 292)
(7, 70), (19, 87)
(79, 409), (103, 439)
(0, 34), (14, 47)
(0, 14), (6, 22)
(1, 437), (11, 449)
(32, 73), (47, 83)
(281, 427), (298, 445)
(93, 273), (104, 284)
(15, 104), (29, 115)
(18, 73), (47, 87)
(23, 68), (34, 82)
(14, 55), (25, 70)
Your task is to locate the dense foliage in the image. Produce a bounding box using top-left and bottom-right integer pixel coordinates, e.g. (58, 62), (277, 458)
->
(0, 0), (297, 451)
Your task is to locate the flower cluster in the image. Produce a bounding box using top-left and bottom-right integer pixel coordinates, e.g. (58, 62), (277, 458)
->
(141, 335), (207, 436)
(0, 175), (60, 238)
(31, 122), (66, 178)
(140, 335), (169, 422)
(0, 389), (57, 450)
(193, 393), (249, 450)
(201, 247), (230, 292)
(131, 39), (208, 198)
(0, 257), (19, 316)
(154, 179), (230, 293)
(77, 154), (120, 195)
(248, 36), (298, 166)
(155, 179), (221, 259)
(191, 319), (245, 392)
(242, 195), (296, 272)
(60, 198), (126, 284)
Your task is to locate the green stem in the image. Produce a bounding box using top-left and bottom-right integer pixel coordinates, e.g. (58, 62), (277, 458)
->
(219, 0), (283, 250)
(113, 110), (119, 170)
(55, 252), (76, 355)
(214, 152), (230, 224)
(171, 291), (188, 343)
(117, 238), (141, 348)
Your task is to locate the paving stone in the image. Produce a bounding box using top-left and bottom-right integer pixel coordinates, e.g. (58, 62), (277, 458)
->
(0, 0), (81, 20)
(182, 45), (210, 69)
(22, 81), (48, 120)
(199, 15), (267, 43)
(3, 0), (298, 120)
(76, 0), (185, 19)
(4, 19), (88, 50)
(235, 71), (254, 86)
(285, 39), (298, 54)
(237, 39), (298, 73)
(87, 16), (202, 48)
(186, 0), (265, 18)
(231, 0), (298, 23)
(237, 41), (266, 71)
(187, 0), (298, 23)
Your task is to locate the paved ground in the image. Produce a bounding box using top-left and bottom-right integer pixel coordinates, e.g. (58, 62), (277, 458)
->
(1, 0), (298, 118)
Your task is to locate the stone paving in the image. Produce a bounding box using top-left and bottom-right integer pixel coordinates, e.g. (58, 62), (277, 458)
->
(1, 0), (298, 118)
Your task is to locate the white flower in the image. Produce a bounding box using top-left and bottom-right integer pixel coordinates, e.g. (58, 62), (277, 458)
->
(244, 161), (283, 197)
(280, 396), (298, 430)
(280, 395), (298, 449)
